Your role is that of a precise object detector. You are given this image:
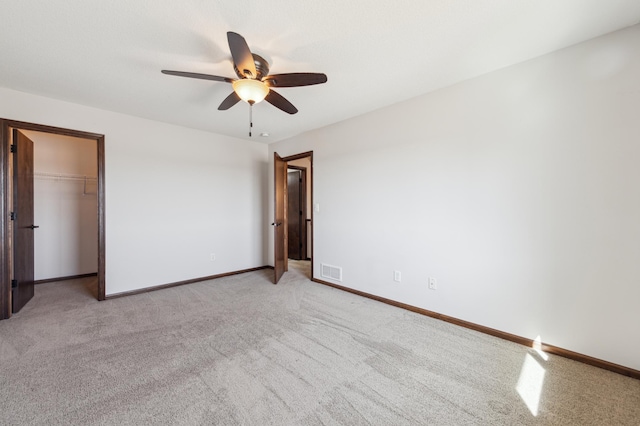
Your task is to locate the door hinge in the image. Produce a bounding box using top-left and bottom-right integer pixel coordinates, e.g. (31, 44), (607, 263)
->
(10, 212), (16, 221)
(10, 144), (16, 153)
(300, 210), (303, 216)
(11, 279), (18, 289)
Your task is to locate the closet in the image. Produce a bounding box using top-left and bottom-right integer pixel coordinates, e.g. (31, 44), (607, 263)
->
(26, 131), (98, 282)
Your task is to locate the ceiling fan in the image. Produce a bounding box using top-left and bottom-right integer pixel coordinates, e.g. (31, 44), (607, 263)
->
(162, 31), (327, 124)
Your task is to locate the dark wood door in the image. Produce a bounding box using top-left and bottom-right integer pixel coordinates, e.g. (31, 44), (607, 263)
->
(273, 152), (286, 284)
(12, 130), (36, 313)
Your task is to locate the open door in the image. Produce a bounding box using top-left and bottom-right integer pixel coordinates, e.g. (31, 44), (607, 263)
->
(1, 119), (106, 319)
(12, 130), (36, 312)
(273, 152), (286, 284)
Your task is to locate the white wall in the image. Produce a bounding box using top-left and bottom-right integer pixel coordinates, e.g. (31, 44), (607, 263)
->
(27, 131), (98, 280)
(269, 25), (640, 371)
(0, 88), (269, 295)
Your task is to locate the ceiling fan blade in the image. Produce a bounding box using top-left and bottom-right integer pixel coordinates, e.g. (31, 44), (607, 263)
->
(265, 89), (298, 115)
(218, 92), (241, 110)
(263, 73), (327, 88)
(227, 32), (257, 79)
(161, 70), (234, 83)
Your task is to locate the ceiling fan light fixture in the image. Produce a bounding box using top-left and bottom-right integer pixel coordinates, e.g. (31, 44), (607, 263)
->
(232, 79), (269, 104)
(163, 31), (327, 117)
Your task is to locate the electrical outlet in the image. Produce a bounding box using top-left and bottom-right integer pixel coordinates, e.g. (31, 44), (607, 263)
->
(210, 253), (216, 261)
(394, 271), (401, 282)
(429, 277), (437, 290)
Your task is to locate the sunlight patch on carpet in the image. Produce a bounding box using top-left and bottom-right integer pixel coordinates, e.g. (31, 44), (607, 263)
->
(516, 351), (546, 416)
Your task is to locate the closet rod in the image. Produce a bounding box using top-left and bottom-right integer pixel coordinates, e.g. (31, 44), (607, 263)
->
(34, 172), (97, 182)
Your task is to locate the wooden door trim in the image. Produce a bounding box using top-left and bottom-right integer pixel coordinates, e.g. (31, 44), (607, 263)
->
(0, 119), (106, 319)
(281, 152), (313, 280)
(282, 151), (313, 162)
(0, 123), (9, 319)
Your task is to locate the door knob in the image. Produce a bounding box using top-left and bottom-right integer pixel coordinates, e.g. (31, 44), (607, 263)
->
(27, 225), (39, 229)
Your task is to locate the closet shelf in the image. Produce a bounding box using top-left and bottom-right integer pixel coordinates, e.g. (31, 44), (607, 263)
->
(34, 172), (97, 195)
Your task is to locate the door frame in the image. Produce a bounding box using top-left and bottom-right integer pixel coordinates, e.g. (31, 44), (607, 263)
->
(0, 119), (106, 319)
(281, 151), (313, 279)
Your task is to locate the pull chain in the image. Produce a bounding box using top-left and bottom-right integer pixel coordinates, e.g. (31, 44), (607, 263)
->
(249, 101), (254, 137)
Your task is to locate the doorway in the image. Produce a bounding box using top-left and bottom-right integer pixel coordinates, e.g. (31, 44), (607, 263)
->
(0, 119), (106, 319)
(28, 130), (99, 286)
(273, 151), (313, 283)
(287, 165), (308, 261)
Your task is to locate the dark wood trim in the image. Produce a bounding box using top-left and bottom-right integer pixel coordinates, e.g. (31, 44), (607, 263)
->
(0, 121), (10, 319)
(105, 266), (272, 299)
(312, 277), (640, 380)
(0, 119), (104, 140)
(96, 135), (105, 301)
(539, 343), (639, 379)
(0, 118), (106, 318)
(34, 272), (98, 285)
(282, 151), (313, 163)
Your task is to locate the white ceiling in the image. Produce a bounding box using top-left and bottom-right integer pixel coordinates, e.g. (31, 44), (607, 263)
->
(2, 1), (640, 142)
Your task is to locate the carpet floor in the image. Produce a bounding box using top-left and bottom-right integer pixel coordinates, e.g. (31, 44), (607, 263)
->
(0, 261), (638, 425)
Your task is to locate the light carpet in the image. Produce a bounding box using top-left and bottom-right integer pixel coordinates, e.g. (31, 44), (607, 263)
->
(0, 261), (638, 425)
